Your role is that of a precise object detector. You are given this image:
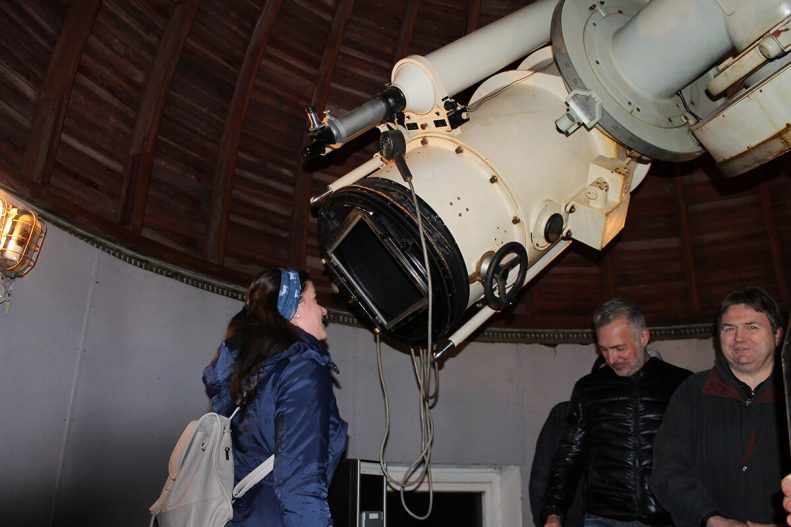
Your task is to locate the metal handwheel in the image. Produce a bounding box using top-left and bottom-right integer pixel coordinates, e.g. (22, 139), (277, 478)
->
(483, 241), (528, 311)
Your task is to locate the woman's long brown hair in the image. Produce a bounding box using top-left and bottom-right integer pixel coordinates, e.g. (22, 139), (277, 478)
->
(224, 268), (308, 404)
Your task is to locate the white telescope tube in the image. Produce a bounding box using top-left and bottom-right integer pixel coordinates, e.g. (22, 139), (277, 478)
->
(611, 0), (791, 100)
(392, 0), (558, 114)
(610, 0), (731, 99)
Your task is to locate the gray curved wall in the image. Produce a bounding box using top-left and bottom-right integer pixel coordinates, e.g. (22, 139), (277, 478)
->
(0, 224), (716, 526)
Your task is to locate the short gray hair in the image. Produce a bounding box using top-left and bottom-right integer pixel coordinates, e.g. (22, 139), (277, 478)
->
(593, 297), (646, 334)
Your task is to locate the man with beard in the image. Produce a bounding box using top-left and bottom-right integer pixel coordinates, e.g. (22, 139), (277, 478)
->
(542, 298), (691, 527)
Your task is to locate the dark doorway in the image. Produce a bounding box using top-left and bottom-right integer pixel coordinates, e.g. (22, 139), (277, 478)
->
(386, 490), (483, 527)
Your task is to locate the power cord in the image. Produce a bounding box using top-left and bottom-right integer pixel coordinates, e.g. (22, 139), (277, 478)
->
(376, 131), (439, 520)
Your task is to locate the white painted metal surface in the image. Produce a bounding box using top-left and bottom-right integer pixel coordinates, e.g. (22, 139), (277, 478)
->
(692, 60), (791, 175)
(373, 48), (647, 311)
(391, 0), (558, 114)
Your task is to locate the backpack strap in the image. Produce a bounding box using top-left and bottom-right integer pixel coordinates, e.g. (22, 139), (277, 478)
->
(232, 454), (275, 499)
(227, 405), (275, 500)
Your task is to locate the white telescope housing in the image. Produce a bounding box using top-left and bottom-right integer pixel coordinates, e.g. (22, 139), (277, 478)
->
(308, 0), (791, 351)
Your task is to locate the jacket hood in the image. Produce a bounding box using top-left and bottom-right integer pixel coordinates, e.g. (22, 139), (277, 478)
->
(709, 350), (779, 401)
(202, 329), (338, 416)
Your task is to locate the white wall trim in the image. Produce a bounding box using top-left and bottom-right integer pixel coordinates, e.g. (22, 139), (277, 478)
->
(383, 463), (522, 526)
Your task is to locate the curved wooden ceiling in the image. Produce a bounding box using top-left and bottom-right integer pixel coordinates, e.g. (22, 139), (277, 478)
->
(1, 0), (789, 339)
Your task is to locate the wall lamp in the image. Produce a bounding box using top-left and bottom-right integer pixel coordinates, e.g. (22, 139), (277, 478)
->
(0, 196), (46, 304)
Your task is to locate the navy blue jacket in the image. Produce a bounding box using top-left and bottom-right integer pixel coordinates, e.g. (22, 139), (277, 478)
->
(203, 332), (348, 526)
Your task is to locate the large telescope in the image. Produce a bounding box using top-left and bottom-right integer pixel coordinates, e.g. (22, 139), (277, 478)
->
(305, 0), (791, 356)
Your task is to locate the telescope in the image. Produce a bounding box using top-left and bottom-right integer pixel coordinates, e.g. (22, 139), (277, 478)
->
(304, 0), (791, 358)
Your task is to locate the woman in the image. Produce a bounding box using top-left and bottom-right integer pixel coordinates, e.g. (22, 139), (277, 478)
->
(203, 268), (348, 526)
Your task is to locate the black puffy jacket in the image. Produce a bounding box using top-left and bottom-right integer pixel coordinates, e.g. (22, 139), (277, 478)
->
(542, 357), (691, 525)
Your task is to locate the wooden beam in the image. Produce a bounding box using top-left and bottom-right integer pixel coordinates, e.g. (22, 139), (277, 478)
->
(21, 0), (101, 187)
(394, 0), (421, 62)
(204, 0), (282, 263)
(759, 174), (789, 299)
(673, 163), (700, 312)
(288, 0), (355, 268)
(117, 0), (202, 231)
(466, 0), (481, 33)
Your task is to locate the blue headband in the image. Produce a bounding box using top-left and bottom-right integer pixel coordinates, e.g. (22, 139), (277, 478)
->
(277, 268), (302, 321)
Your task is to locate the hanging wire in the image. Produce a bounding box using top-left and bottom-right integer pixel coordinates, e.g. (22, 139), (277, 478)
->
(373, 58), (544, 517)
(466, 61), (553, 114)
(675, 89), (701, 122)
(376, 176), (439, 520)
(372, 47), (554, 523)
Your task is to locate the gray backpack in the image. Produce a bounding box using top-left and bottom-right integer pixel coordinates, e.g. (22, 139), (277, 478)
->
(149, 409), (274, 527)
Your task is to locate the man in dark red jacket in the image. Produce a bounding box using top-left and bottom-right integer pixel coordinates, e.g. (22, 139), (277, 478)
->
(650, 286), (789, 527)
(542, 298), (691, 527)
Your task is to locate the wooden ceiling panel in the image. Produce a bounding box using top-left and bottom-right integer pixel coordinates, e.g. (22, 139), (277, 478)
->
(348, 0), (410, 53)
(225, 0), (327, 268)
(146, 156), (211, 210)
(227, 200), (292, 233)
(602, 172), (691, 320)
(238, 134), (299, 181)
(517, 248), (607, 328)
(52, 126), (123, 193)
(623, 169), (677, 215)
(52, 71), (130, 208)
(185, 6), (247, 76)
(0, 2), (55, 122)
(409, 1), (471, 56)
(144, 10), (238, 254)
(477, 1), (529, 28)
(267, 2), (337, 67)
(769, 226), (791, 297)
(224, 221), (291, 273)
(91, 2), (160, 77)
(141, 185), (208, 255)
(108, 0), (170, 35)
(49, 149), (118, 219)
(0, 2), (63, 175)
(610, 246), (690, 321)
(329, 57), (390, 100)
(339, 2), (406, 71)
(228, 199), (293, 227)
(251, 66), (320, 112)
(233, 159), (295, 198)
(343, 23), (400, 65)
(0, 2), (64, 74)
(682, 163), (787, 313)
